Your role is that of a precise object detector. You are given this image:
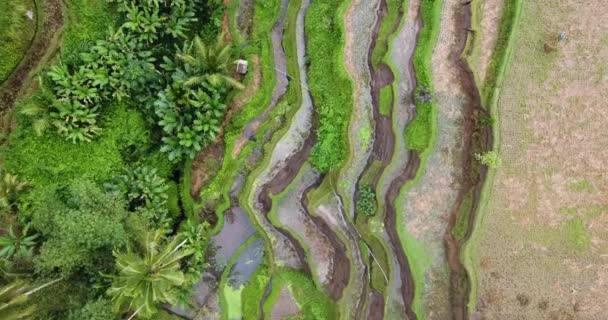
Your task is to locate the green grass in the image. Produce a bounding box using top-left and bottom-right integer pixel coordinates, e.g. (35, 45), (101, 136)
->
(480, 0), (522, 106)
(0, 0), (36, 83)
(263, 269), (337, 319)
(61, 0), (114, 65)
(563, 217), (591, 252)
(404, 0), (442, 152)
(452, 192), (473, 241)
(371, 0), (403, 68)
(378, 85), (393, 116)
(5, 103), (152, 186)
(306, 0), (353, 172)
(241, 264), (271, 320)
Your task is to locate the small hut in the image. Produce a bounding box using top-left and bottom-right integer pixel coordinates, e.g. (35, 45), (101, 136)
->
(235, 59), (248, 75)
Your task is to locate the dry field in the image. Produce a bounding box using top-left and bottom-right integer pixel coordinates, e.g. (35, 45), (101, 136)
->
(473, 0), (608, 319)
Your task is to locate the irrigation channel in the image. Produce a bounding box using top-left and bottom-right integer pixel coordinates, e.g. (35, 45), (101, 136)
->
(186, 0), (498, 318)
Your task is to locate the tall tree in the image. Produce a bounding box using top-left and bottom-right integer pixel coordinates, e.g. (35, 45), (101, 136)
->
(177, 34), (244, 90)
(108, 230), (193, 319)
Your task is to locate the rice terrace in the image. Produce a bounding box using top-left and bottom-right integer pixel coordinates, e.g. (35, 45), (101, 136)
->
(0, 0), (605, 319)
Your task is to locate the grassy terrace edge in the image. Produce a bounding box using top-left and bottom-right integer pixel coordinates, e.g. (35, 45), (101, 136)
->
(461, 0), (524, 313)
(378, 0), (443, 317)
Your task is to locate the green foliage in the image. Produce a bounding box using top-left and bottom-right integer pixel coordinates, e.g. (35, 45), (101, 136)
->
(176, 35), (244, 89)
(0, 279), (35, 320)
(106, 166), (169, 222)
(405, 0), (442, 152)
(306, 0), (353, 172)
(266, 269), (337, 320)
(67, 299), (117, 320)
(29, 181), (129, 276)
(0, 171), (29, 212)
(0, 0), (35, 83)
(371, 0), (402, 68)
(0, 224), (38, 262)
(7, 104), (150, 188)
(356, 185), (377, 217)
(154, 78), (227, 162)
(241, 265), (270, 320)
(379, 85), (393, 116)
(563, 217), (591, 252)
(475, 151), (501, 169)
(452, 194), (473, 241)
(482, 0), (521, 105)
(108, 230), (193, 319)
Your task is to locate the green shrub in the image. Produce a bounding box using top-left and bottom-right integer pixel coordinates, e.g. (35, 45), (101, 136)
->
(356, 185), (377, 216)
(474, 151), (501, 169)
(306, 0), (353, 172)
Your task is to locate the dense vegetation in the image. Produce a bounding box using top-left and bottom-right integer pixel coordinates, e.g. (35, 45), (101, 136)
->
(0, 0), (226, 319)
(0, 0), (35, 83)
(306, 0), (353, 172)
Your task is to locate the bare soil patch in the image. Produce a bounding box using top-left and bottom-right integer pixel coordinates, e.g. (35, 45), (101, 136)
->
(474, 0), (608, 318)
(270, 286), (300, 320)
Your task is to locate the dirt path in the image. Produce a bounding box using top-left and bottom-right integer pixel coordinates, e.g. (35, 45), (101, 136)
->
(0, 0), (63, 110)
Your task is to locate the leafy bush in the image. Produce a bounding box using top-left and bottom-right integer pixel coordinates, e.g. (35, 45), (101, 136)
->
(67, 299), (118, 320)
(306, 0), (353, 172)
(29, 180), (130, 276)
(356, 185), (377, 216)
(106, 166), (169, 216)
(474, 151), (501, 168)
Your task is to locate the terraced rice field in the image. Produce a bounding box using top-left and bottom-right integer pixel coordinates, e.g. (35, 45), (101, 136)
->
(1, 0), (606, 319)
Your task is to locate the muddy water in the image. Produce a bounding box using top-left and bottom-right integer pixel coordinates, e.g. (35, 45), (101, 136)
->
(227, 239), (265, 288)
(371, 0), (422, 318)
(274, 164), (350, 299)
(210, 207), (256, 270)
(247, 0), (315, 270)
(249, 1), (312, 269)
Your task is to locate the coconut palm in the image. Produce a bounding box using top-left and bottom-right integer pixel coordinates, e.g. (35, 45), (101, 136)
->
(0, 278), (62, 320)
(108, 230), (193, 319)
(176, 34), (244, 90)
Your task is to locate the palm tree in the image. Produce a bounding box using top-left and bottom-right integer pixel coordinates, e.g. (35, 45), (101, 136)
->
(0, 278), (62, 320)
(0, 224), (38, 261)
(108, 230), (193, 319)
(176, 34), (245, 90)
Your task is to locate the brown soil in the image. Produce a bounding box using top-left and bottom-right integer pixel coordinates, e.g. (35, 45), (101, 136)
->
(0, 0), (63, 110)
(366, 290), (386, 320)
(270, 286), (301, 320)
(191, 142), (225, 199)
